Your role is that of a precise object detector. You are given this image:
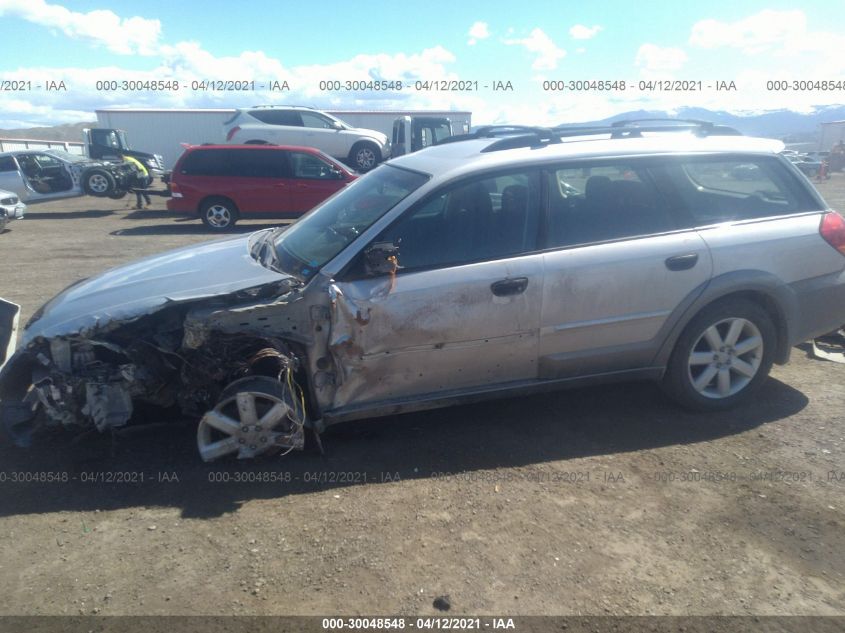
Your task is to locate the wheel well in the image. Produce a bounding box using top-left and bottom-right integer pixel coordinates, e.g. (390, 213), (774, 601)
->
(199, 195), (238, 214)
(350, 140), (379, 155)
(696, 290), (790, 364)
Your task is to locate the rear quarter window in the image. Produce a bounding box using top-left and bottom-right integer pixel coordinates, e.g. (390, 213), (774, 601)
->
(180, 148), (288, 178)
(650, 156), (822, 226)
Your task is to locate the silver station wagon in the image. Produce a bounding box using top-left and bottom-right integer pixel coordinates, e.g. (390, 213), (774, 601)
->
(2, 120), (845, 461)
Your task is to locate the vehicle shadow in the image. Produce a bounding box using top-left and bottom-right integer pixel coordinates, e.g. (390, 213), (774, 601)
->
(0, 377), (808, 519)
(20, 209), (116, 220)
(110, 223), (282, 236)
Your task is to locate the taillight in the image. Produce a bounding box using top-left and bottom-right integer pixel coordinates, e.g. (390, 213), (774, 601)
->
(225, 125), (240, 142)
(820, 211), (845, 256)
(169, 182), (182, 198)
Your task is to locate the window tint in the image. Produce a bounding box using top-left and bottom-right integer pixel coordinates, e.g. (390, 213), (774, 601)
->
(300, 112), (334, 129)
(0, 156), (16, 172)
(91, 129), (121, 149)
(546, 163), (674, 247)
(378, 171), (540, 271)
(249, 109), (302, 126)
(649, 157), (821, 225)
(180, 149), (289, 178)
(290, 152), (337, 179)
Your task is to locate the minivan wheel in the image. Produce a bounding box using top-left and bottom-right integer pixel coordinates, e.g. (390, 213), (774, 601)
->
(350, 142), (380, 172)
(200, 198), (239, 230)
(662, 299), (776, 411)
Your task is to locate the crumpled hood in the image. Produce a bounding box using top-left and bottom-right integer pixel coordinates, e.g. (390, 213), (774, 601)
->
(23, 231), (290, 344)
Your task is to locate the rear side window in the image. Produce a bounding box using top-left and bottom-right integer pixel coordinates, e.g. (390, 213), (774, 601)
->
(180, 149), (289, 178)
(546, 163), (675, 248)
(249, 109), (302, 126)
(649, 156), (821, 225)
(0, 156), (16, 172)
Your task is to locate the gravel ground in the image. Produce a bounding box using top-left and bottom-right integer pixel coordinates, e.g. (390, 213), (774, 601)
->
(0, 177), (843, 617)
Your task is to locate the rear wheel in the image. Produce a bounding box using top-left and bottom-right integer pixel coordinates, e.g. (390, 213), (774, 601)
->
(200, 197), (239, 231)
(82, 169), (116, 196)
(662, 298), (776, 410)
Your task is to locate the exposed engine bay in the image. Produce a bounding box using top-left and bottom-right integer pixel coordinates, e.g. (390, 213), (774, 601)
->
(0, 283), (314, 462)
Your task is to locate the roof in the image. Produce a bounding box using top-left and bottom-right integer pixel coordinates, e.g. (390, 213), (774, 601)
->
(388, 133), (786, 181)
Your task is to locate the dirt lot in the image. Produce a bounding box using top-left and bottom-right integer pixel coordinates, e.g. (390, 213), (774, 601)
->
(0, 178), (844, 617)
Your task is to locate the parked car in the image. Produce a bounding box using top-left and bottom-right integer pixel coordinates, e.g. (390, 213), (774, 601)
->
(2, 121), (845, 461)
(224, 106), (391, 172)
(167, 144), (357, 230)
(0, 149), (136, 203)
(0, 188), (26, 227)
(781, 151), (823, 177)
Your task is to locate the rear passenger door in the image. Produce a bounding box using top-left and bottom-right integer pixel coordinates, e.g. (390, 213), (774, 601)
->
(538, 161), (712, 379)
(221, 149), (291, 213)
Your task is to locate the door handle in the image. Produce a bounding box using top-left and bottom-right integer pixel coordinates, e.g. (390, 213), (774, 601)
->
(491, 277), (529, 296)
(665, 253), (699, 271)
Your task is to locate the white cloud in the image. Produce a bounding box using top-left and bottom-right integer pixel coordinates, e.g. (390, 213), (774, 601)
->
(689, 9), (805, 55)
(0, 0), (161, 55)
(635, 43), (688, 72)
(467, 21), (489, 46)
(569, 24), (602, 40)
(504, 28), (566, 70)
(688, 9), (845, 74)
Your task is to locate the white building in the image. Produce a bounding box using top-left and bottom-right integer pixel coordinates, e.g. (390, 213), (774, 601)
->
(95, 108), (472, 169)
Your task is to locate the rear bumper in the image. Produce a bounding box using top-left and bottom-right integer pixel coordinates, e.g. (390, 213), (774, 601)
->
(166, 197), (194, 214)
(789, 268), (845, 343)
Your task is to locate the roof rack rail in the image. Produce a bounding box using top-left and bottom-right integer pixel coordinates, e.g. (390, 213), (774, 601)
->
(435, 118), (743, 153)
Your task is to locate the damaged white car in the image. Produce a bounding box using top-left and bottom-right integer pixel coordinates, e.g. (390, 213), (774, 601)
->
(2, 122), (845, 461)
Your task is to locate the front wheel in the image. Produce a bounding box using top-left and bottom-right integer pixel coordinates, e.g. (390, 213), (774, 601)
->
(349, 142), (380, 172)
(82, 169), (116, 196)
(108, 190), (128, 200)
(200, 197), (239, 231)
(662, 299), (776, 411)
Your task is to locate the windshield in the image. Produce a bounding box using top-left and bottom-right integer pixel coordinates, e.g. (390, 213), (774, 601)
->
(44, 149), (88, 163)
(274, 165), (429, 280)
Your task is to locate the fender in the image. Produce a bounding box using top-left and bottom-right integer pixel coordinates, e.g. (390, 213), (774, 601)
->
(651, 270), (797, 370)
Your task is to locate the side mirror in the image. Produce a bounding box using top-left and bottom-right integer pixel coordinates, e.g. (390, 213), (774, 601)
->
(330, 167), (345, 179)
(364, 241), (401, 276)
(331, 121), (343, 130)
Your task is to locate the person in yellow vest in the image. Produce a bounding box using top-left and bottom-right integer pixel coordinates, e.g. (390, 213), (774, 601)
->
(120, 154), (152, 209)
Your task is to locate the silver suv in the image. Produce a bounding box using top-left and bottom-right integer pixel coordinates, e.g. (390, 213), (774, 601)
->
(224, 106), (390, 172)
(2, 120), (845, 461)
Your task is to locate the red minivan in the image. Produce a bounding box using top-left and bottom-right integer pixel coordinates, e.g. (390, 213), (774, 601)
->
(167, 144), (357, 230)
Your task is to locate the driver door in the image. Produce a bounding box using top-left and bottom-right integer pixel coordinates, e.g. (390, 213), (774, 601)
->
(328, 170), (544, 411)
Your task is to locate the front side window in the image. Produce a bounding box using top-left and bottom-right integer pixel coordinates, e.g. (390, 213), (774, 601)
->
(290, 152), (337, 179)
(546, 163), (674, 248)
(377, 170), (540, 271)
(300, 113), (335, 129)
(650, 156), (821, 225)
(274, 165), (429, 279)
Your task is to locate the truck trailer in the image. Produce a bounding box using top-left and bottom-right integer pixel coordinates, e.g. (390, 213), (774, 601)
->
(94, 108), (472, 169)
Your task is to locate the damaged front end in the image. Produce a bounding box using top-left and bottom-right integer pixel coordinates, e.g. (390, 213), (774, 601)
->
(0, 231), (321, 460)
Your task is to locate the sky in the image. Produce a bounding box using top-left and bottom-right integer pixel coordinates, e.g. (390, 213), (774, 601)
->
(0, 0), (844, 128)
